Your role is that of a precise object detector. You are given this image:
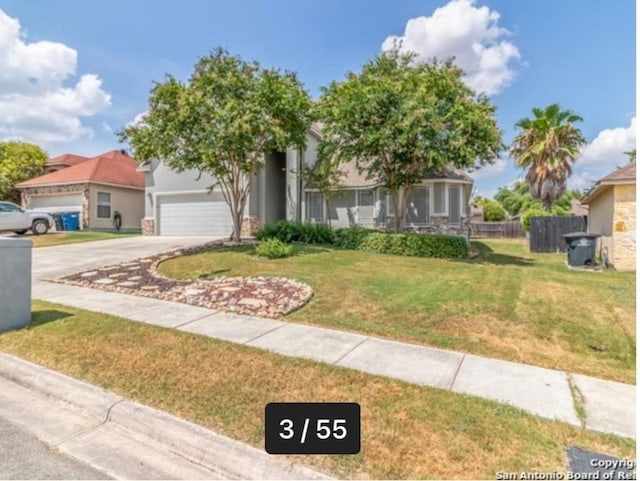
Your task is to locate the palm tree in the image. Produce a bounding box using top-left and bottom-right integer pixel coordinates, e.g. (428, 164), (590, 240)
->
(509, 104), (586, 211)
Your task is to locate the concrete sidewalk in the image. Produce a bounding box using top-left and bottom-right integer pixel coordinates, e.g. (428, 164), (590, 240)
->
(32, 281), (636, 440)
(0, 352), (330, 480)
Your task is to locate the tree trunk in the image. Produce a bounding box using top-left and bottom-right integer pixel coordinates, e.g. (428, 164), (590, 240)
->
(325, 197), (332, 229)
(390, 187), (409, 233)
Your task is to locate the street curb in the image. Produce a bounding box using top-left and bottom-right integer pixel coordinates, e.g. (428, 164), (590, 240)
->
(0, 352), (332, 480)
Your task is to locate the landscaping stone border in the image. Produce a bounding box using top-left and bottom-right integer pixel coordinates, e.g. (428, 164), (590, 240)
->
(56, 240), (314, 318)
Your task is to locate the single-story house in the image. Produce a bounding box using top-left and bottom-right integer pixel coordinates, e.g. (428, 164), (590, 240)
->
(16, 150), (145, 231)
(581, 161), (636, 271)
(140, 124), (474, 238)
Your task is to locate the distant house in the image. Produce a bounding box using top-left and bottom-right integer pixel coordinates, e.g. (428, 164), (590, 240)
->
(581, 162), (636, 271)
(140, 124), (474, 238)
(570, 199), (588, 217)
(16, 150), (145, 231)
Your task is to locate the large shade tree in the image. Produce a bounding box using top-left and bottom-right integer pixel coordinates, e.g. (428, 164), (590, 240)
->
(120, 47), (312, 242)
(0, 141), (47, 203)
(509, 103), (586, 211)
(315, 49), (503, 232)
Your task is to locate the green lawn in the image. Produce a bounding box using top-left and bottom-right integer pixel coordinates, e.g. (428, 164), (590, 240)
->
(158, 239), (636, 383)
(30, 231), (140, 248)
(0, 301), (633, 480)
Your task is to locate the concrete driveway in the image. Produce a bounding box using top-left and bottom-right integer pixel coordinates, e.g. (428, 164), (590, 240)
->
(32, 236), (217, 280)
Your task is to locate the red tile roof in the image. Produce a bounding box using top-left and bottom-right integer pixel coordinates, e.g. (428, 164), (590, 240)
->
(17, 150), (145, 189)
(45, 153), (89, 167)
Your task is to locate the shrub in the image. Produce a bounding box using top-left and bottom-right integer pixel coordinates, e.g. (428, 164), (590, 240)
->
(332, 226), (375, 249)
(255, 220), (335, 245)
(255, 238), (293, 259)
(522, 208), (551, 231)
(359, 232), (468, 258)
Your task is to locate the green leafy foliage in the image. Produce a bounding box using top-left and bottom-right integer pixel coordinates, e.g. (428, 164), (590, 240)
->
(255, 238), (293, 259)
(333, 226), (376, 249)
(120, 47), (312, 242)
(315, 48), (503, 232)
(0, 141), (47, 203)
(475, 198), (506, 221)
(359, 232), (468, 258)
(255, 220), (335, 244)
(522, 208), (551, 231)
(495, 181), (583, 217)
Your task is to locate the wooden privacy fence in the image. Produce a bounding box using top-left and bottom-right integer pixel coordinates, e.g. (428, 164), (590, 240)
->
(470, 221), (525, 238)
(529, 216), (587, 253)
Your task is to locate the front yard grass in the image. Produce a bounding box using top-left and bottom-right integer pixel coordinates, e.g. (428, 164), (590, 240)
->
(0, 301), (634, 480)
(31, 231), (140, 248)
(158, 239), (636, 384)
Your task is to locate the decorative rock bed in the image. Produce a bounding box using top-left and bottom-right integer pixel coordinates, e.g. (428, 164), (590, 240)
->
(57, 240), (313, 318)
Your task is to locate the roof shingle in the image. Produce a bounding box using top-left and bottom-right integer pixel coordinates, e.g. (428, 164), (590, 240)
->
(17, 150), (144, 189)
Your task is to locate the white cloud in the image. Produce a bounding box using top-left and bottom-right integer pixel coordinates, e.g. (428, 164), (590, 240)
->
(382, 0), (521, 96)
(126, 111), (148, 128)
(577, 117), (636, 168)
(472, 157), (507, 179)
(0, 8), (111, 146)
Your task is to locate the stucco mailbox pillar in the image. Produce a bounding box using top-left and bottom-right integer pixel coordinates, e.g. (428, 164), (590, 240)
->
(0, 238), (32, 332)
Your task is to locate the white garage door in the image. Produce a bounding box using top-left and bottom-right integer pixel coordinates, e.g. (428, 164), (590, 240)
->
(29, 194), (82, 213)
(157, 192), (233, 236)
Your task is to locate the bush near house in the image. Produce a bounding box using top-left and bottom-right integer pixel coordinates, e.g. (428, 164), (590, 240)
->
(255, 238), (293, 259)
(255, 222), (468, 258)
(359, 232), (468, 258)
(333, 226), (376, 249)
(255, 220), (335, 244)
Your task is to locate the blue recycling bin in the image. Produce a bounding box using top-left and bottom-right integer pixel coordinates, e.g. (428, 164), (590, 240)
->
(61, 212), (80, 231)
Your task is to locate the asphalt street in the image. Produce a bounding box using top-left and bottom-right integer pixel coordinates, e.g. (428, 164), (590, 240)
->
(0, 415), (110, 480)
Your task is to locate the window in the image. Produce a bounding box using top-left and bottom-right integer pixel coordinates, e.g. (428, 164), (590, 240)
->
(357, 190), (374, 224)
(406, 187), (429, 225)
(308, 192), (324, 222)
(97, 192), (111, 219)
(0, 202), (22, 212)
(448, 185), (461, 224)
(433, 183), (446, 214)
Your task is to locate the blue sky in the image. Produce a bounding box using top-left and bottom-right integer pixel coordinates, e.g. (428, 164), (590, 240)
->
(0, 0), (635, 197)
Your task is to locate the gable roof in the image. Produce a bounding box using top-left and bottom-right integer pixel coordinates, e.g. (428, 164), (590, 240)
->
(17, 150), (145, 189)
(581, 162), (636, 204)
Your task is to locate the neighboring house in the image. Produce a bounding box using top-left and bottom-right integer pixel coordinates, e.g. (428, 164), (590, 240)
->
(581, 162), (636, 271)
(140, 124), (473, 238)
(16, 150), (145, 231)
(570, 199), (588, 217)
(470, 204), (485, 222)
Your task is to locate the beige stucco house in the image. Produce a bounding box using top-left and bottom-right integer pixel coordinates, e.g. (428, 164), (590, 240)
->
(581, 162), (636, 271)
(139, 124), (474, 239)
(16, 150), (145, 231)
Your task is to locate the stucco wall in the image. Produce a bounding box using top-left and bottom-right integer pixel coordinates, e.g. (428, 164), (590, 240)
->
(89, 185), (144, 230)
(586, 187), (615, 265)
(612, 184), (636, 271)
(144, 159), (219, 218)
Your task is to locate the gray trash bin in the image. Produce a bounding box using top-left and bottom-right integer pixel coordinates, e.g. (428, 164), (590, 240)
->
(0, 238), (32, 332)
(562, 232), (601, 267)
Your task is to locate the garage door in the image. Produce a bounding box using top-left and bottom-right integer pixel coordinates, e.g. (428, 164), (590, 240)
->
(29, 194), (82, 213)
(157, 192), (233, 236)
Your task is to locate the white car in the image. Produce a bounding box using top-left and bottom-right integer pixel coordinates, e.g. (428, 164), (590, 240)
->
(0, 201), (54, 235)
